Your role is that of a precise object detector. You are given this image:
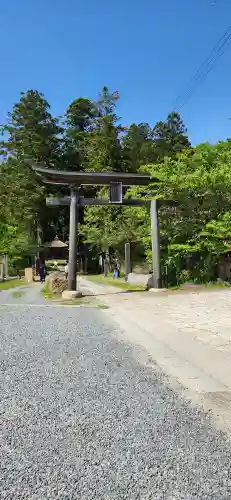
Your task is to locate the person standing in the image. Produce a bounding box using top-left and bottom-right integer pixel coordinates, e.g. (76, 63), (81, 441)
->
(113, 259), (120, 278)
(39, 263), (45, 283)
(64, 261), (68, 280)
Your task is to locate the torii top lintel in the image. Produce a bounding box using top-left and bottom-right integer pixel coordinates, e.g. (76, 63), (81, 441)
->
(33, 166), (151, 187)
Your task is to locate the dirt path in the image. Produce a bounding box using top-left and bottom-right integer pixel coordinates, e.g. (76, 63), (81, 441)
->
(80, 277), (231, 431)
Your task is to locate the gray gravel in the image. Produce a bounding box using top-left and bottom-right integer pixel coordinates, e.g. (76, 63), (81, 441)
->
(0, 288), (231, 499)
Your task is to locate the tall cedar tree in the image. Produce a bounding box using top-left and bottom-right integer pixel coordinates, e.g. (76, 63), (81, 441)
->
(1, 90), (63, 244)
(2, 89), (62, 165)
(152, 111), (191, 161)
(86, 87), (123, 172)
(121, 123), (154, 172)
(63, 97), (98, 171)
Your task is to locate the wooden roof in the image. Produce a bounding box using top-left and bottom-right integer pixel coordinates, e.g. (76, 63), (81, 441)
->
(48, 236), (68, 248)
(33, 166), (151, 187)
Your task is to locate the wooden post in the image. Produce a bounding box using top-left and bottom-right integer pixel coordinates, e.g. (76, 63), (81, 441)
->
(84, 256), (88, 274)
(104, 250), (110, 277)
(104, 259), (108, 277)
(68, 187), (78, 291)
(0, 256), (3, 281)
(150, 199), (161, 288)
(125, 243), (131, 281)
(4, 254), (8, 279)
(99, 255), (103, 274)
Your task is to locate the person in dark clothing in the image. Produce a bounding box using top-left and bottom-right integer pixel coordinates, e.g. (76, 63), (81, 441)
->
(113, 259), (120, 278)
(39, 264), (45, 283)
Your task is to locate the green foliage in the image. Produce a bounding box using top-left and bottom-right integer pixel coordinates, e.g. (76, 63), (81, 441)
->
(0, 223), (31, 255)
(63, 97), (98, 171)
(85, 87), (123, 172)
(121, 123), (154, 172)
(81, 108), (192, 263)
(0, 157), (43, 224)
(152, 111), (191, 160)
(1, 89), (62, 165)
(0, 90), (62, 261)
(141, 141), (231, 283)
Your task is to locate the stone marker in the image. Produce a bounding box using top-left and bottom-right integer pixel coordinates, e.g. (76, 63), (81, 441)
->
(25, 268), (33, 283)
(127, 272), (153, 289)
(62, 290), (82, 300)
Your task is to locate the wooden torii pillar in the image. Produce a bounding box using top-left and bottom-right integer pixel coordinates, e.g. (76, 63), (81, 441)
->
(0, 253), (8, 281)
(33, 168), (162, 292)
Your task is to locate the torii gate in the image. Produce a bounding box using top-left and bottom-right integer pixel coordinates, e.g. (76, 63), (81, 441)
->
(33, 167), (161, 294)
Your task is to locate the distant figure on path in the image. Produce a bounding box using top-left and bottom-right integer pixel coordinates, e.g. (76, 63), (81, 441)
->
(39, 263), (46, 283)
(113, 259), (120, 278)
(64, 261), (68, 280)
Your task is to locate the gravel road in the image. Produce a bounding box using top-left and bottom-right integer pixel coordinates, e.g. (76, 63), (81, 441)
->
(0, 285), (231, 499)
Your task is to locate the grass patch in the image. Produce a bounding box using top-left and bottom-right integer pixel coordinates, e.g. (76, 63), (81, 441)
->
(41, 282), (55, 299)
(86, 274), (146, 292)
(86, 275), (231, 294)
(0, 279), (25, 291)
(202, 281), (229, 289)
(41, 283), (96, 307)
(58, 297), (90, 306)
(162, 281), (231, 296)
(96, 303), (109, 309)
(41, 282), (110, 308)
(168, 281), (230, 292)
(11, 290), (25, 298)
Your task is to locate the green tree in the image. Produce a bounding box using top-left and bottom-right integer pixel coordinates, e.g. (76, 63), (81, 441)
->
(82, 109), (191, 260)
(2, 89), (62, 165)
(152, 111), (191, 161)
(142, 140), (231, 283)
(63, 97), (97, 171)
(121, 123), (154, 172)
(0, 156), (45, 254)
(0, 90), (63, 256)
(86, 86), (123, 172)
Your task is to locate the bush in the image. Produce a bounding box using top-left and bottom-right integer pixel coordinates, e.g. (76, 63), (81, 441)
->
(177, 269), (193, 285)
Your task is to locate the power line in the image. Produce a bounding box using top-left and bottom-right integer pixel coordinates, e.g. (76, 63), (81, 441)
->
(178, 36), (231, 110)
(172, 24), (231, 111)
(173, 24), (231, 107)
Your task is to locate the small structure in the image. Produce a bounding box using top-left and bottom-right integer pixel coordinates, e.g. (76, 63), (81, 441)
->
(44, 236), (68, 261)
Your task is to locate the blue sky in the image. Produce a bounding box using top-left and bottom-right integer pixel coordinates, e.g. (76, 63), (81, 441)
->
(1, 0), (231, 144)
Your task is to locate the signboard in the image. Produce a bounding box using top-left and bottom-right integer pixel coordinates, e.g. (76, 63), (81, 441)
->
(109, 182), (123, 203)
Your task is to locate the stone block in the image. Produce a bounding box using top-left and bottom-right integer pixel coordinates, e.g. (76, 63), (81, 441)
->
(127, 272), (153, 289)
(62, 290), (83, 300)
(25, 267), (33, 283)
(46, 271), (68, 294)
(149, 287), (166, 293)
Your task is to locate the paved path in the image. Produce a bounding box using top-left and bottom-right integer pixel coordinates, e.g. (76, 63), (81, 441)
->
(1, 285), (231, 499)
